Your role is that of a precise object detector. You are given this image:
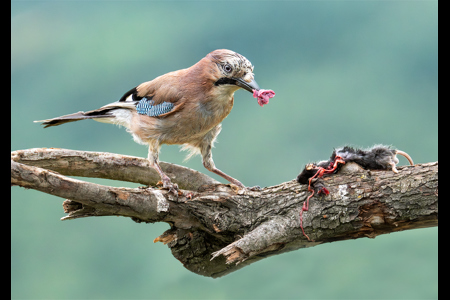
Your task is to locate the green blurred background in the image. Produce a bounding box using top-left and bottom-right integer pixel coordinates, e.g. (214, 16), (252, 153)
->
(11, 1), (437, 299)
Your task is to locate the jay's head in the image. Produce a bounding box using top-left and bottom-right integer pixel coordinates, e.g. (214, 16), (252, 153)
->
(205, 49), (260, 94)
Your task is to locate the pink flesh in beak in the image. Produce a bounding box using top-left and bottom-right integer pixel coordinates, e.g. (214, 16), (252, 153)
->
(253, 89), (275, 107)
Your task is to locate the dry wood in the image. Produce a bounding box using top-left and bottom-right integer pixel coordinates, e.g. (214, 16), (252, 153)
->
(11, 148), (438, 278)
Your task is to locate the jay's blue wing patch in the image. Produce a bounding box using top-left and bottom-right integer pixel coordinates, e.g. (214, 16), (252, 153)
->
(136, 97), (174, 117)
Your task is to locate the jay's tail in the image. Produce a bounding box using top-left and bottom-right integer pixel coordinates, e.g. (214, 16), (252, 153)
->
(34, 102), (136, 128)
(34, 109), (114, 128)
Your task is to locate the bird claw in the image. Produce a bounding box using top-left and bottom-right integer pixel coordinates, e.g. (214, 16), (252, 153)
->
(247, 185), (262, 191)
(164, 183), (179, 196)
(156, 180), (179, 195)
(166, 183), (179, 195)
(230, 185), (262, 193)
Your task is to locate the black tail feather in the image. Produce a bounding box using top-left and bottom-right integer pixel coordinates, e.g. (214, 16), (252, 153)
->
(35, 109), (114, 128)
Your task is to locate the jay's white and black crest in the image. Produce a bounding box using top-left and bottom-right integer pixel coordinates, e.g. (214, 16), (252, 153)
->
(209, 50), (259, 93)
(35, 49), (271, 191)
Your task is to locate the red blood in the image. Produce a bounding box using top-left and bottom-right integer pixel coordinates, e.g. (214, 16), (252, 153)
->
(319, 187), (329, 195)
(253, 89), (275, 107)
(299, 156), (345, 241)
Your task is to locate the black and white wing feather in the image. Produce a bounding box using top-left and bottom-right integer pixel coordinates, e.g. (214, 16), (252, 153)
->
(35, 87), (176, 128)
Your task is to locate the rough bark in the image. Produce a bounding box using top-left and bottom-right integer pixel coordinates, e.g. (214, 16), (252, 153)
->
(11, 148), (438, 278)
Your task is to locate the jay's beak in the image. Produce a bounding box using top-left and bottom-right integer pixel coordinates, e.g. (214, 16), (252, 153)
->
(235, 78), (260, 93)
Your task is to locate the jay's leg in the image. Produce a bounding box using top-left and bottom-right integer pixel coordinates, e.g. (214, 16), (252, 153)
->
(148, 141), (178, 191)
(200, 141), (244, 188)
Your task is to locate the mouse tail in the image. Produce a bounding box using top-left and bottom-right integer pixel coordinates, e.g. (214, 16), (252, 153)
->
(396, 150), (414, 166)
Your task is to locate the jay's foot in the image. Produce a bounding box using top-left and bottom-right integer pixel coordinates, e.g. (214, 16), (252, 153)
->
(157, 178), (179, 195)
(247, 185), (262, 191)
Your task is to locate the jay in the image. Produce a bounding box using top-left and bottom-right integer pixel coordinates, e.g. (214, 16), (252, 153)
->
(36, 49), (272, 190)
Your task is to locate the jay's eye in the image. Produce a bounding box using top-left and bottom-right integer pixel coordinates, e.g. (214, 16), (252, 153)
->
(223, 64), (232, 73)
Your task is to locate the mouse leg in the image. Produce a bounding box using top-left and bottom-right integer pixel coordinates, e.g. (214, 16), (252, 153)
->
(390, 161), (399, 173)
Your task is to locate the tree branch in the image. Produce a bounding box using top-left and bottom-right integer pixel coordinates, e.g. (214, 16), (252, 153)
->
(11, 148), (438, 278)
(11, 148), (219, 190)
